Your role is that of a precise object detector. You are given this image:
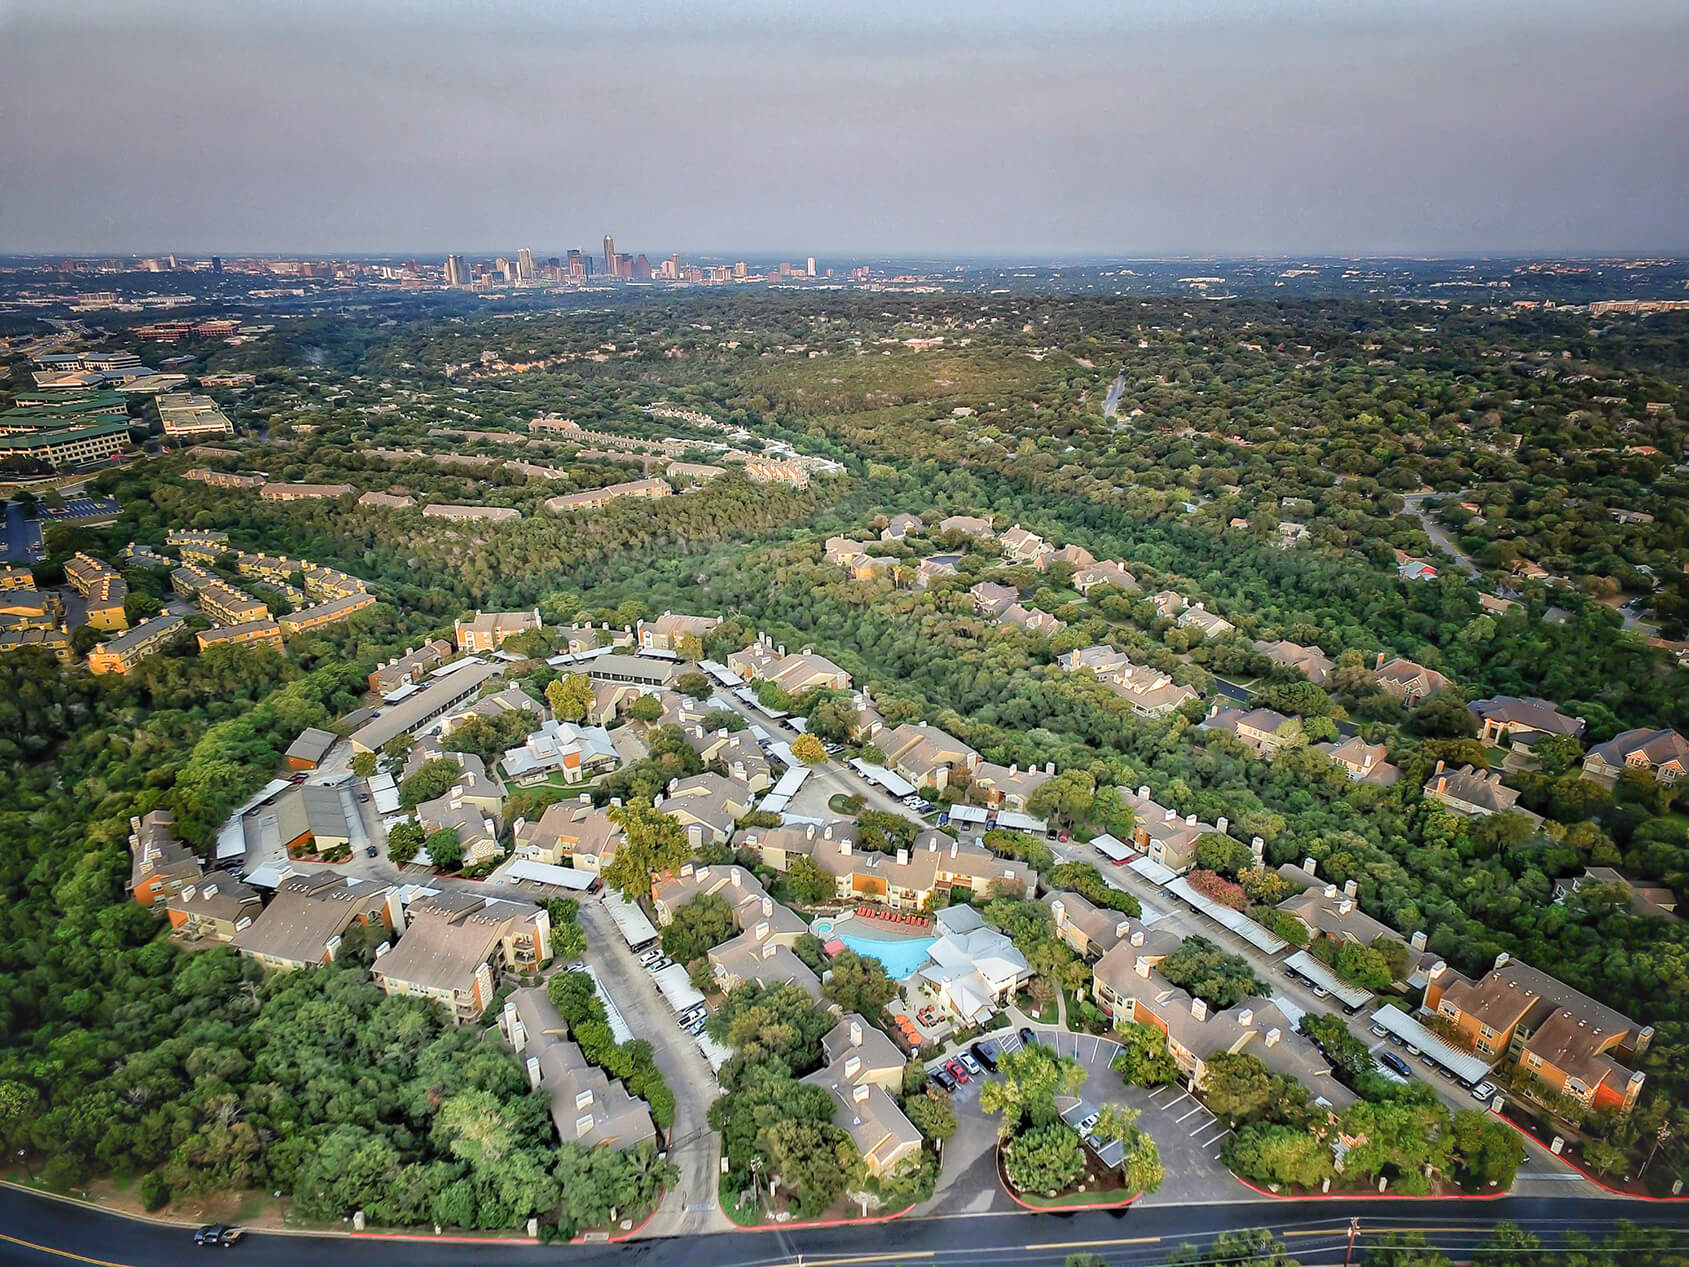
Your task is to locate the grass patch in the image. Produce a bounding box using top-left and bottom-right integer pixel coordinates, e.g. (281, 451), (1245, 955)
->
(829, 793), (864, 815)
(1015, 991), (1058, 1025)
(1014, 1186), (1134, 1209)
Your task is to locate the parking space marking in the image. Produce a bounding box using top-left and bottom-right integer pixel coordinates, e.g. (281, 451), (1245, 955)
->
(1146, 1086), (1174, 1103)
(1161, 1091), (1191, 1111)
(1196, 1125), (1230, 1146)
(1174, 1105), (1206, 1123)
(1188, 1118), (1217, 1137)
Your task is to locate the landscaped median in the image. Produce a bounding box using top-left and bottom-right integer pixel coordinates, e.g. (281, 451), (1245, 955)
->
(983, 1042), (1162, 1209)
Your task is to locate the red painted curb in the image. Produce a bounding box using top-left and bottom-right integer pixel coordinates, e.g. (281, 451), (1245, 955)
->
(993, 1140), (1140, 1212)
(1488, 1107), (1685, 1202)
(727, 1202), (916, 1232)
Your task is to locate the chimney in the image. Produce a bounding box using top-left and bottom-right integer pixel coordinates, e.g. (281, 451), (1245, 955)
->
(1191, 998), (1208, 1021)
(1434, 759), (1446, 776)
(1343, 879), (1358, 898)
(1428, 960), (1448, 981)
(850, 1020), (863, 1047)
(1375, 651), (1386, 670)
(845, 1055), (862, 1080)
(1138, 785), (1151, 799)
(1216, 816), (1228, 833)
(1303, 857), (1317, 876)
(1265, 1027), (1282, 1047)
(1134, 955), (1152, 978)
(730, 867), (742, 886)
(754, 920), (769, 942)
(1185, 813), (1197, 826)
(761, 897), (773, 917)
(526, 1056), (542, 1091)
(1339, 899), (1354, 915)
(853, 1083), (871, 1104)
(761, 942), (776, 959)
(1494, 951), (1511, 969)
(897, 848), (909, 865)
(1164, 807), (1176, 821)
(1251, 836), (1265, 859)
(1130, 930), (1144, 947)
(840, 840), (852, 856)
(1238, 1008), (1254, 1027)
(807, 824), (816, 840)
(1411, 930), (1428, 951)
(1324, 884), (1338, 898)
(950, 841), (958, 858)
(1045, 761), (1056, 775)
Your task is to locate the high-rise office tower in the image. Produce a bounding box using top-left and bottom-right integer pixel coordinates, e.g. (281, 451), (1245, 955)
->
(516, 247), (535, 281)
(734, 261), (748, 279)
(566, 249), (585, 279)
(495, 257), (512, 283)
(443, 254), (468, 286)
(603, 235), (615, 277)
(807, 257), (816, 277)
(210, 256), (223, 274)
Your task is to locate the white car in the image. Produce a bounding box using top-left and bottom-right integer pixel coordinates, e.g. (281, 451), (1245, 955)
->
(1076, 1112), (1100, 1137)
(1470, 1081), (1498, 1101)
(959, 1052), (982, 1076)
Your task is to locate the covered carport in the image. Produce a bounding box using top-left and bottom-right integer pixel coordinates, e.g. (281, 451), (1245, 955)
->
(1284, 949), (1373, 1012)
(1368, 1007), (1496, 1087)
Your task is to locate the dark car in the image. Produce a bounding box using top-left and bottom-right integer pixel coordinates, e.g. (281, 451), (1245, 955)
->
(194, 1225), (243, 1247)
(929, 1067), (958, 1092)
(365, 846), (378, 858)
(1378, 1051), (1413, 1078)
(970, 1040), (1000, 1072)
(1018, 1027), (1036, 1047)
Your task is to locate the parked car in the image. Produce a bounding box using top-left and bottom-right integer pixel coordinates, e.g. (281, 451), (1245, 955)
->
(358, 793), (370, 803)
(958, 1051), (983, 1077)
(1018, 1027), (1036, 1047)
(1404, 1043), (1422, 1057)
(929, 1067), (958, 1092)
(1370, 1023), (1389, 1038)
(1311, 985), (1330, 999)
(647, 957), (673, 974)
(565, 961), (586, 973)
(287, 774), (307, 784)
(1076, 1111), (1100, 1137)
(970, 1041), (999, 1072)
(944, 1058), (970, 1083)
(686, 1019), (707, 1036)
(1379, 1051), (1412, 1078)
(194, 1225), (243, 1247)
(638, 948), (663, 966)
(1470, 1081), (1498, 1101)
(364, 846), (378, 858)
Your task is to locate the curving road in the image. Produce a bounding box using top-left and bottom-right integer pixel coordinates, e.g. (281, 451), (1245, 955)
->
(3, 1184), (1688, 1267)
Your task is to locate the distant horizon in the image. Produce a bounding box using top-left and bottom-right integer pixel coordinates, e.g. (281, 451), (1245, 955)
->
(6, 249), (1689, 264)
(4, 1), (1685, 259)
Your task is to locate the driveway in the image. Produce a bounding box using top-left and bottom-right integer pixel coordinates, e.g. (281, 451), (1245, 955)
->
(577, 898), (729, 1237)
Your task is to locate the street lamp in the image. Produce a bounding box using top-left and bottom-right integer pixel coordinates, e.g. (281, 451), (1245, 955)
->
(18, 1148), (36, 1183)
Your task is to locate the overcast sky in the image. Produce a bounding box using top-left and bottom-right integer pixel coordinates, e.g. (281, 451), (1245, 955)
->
(2, 0), (1686, 257)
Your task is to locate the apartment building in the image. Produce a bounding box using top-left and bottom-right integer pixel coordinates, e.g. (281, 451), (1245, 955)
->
(544, 478), (672, 513)
(65, 552), (128, 630)
(1424, 954), (1650, 1112)
(301, 565), (367, 601)
(800, 1015), (923, 1177)
(185, 468), (265, 488)
(156, 392), (234, 438)
(374, 893), (550, 1023)
(368, 639), (452, 694)
(196, 620), (283, 652)
(454, 608), (541, 653)
(0, 628), (73, 662)
(231, 871), (398, 972)
(421, 503), (522, 522)
(165, 873), (262, 942)
(1093, 938), (1347, 1102)
(1117, 785), (1229, 873)
(260, 482), (354, 501)
(87, 614), (185, 674)
(278, 592), (376, 634)
(128, 810), (202, 906)
(806, 831), (1033, 910)
(726, 635), (852, 692)
(514, 798), (622, 870)
(499, 989), (656, 1148)
(878, 722), (980, 793)
(1047, 890), (1131, 960)
(349, 660), (506, 753)
(636, 610), (719, 652)
(657, 773), (754, 847)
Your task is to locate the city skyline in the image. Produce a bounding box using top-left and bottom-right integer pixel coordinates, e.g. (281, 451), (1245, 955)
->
(2, 0), (1687, 256)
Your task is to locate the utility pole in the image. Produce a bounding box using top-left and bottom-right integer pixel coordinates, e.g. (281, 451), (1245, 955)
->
(1343, 1217), (1360, 1267)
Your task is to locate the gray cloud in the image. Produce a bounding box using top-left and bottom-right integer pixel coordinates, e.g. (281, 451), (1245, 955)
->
(1, 0), (1685, 255)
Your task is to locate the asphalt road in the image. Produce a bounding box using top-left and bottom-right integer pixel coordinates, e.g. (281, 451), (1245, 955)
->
(3, 1184), (1686, 1267)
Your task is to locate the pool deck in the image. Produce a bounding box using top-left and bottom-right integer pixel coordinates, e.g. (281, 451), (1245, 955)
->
(811, 908), (937, 942)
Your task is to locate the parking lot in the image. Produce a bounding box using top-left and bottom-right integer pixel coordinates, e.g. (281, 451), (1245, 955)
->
(918, 1021), (1248, 1214)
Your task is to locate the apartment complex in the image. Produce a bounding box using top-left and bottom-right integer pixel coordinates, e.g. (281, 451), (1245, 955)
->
(544, 477), (672, 513)
(278, 592), (376, 634)
(454, 608), (541, 653)
(231, 871), (398, 971)
(65, 552), (128, 630)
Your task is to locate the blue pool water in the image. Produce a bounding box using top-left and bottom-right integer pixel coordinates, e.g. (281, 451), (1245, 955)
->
(835, 931), (936, 980)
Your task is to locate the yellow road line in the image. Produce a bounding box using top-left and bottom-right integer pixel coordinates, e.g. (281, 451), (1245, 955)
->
(801, 1254), (936, 1266)
(0, 1231), (132, 1267)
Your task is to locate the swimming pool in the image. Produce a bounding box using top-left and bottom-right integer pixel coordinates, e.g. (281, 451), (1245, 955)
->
(835, 931), (937, 980)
